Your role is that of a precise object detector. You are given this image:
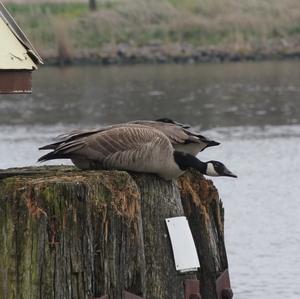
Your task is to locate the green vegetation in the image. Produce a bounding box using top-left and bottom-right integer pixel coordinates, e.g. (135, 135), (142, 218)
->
(6, 2), (88, 16)
(5, 0), (300, 62)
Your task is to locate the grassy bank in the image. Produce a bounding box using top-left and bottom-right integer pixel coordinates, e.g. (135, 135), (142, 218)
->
(4, 0), (300, 64)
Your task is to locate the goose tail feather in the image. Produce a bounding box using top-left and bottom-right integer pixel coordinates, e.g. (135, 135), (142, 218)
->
(206, 140), (220, 147)
(39, 142), (62, 150)
(37, 151), (69, 162)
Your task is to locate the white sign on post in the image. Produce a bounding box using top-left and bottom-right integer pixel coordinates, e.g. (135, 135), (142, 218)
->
(165, 216), (200, 273)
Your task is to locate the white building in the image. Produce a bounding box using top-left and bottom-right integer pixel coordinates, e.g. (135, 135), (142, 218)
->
(0, 2), (43, 93)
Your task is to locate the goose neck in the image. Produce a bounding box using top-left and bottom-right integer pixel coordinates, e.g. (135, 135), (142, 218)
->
(173, 151), (207, 174)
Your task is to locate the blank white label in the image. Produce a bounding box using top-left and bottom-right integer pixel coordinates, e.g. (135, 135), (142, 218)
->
(165, 216), (200, 273)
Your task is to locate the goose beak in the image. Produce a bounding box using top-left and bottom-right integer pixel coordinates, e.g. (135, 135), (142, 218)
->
(223, 167), (238, 178)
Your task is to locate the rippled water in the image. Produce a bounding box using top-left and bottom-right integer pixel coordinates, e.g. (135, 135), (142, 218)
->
(0, 61), (300, 299)
(200, 126), (300, 299)
(1, 61), (300, 128)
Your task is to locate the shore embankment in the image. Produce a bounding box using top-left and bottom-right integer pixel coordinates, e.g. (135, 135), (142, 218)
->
(3, 0), (300, 65)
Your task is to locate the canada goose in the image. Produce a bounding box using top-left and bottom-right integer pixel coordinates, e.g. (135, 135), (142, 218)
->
(38, 124), (237, 180)
(42, 119), (219, 157)
(128, 119), (219, 155)
(154, 117), (191, 129)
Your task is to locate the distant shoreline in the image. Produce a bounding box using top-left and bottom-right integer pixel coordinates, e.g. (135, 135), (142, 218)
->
(4, 1), (300, 66)
(43, 44), (300, 66)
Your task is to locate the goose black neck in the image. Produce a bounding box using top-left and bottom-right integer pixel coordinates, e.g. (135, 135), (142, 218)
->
(173, 151), (207, 174)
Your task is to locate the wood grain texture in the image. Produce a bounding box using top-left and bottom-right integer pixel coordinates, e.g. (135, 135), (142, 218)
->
(0, 166), (229, 299)
(178, 169), (229, 299)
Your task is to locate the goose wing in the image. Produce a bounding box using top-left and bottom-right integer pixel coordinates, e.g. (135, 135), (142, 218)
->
(129, 120), (219, 153)
(128, 120), (189, 143)
(38, 125), (172, 171)
(39, 127), (112, 150)
(39, 120), (219, 155)
(39, 121), (187, 151)
(154, 117), (191, 128)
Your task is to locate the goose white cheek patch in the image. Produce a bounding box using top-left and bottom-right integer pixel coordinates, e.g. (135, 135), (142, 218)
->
(206, 162), (219, 176)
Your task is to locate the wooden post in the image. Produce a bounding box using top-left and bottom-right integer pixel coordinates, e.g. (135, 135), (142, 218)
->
(0, 166), (230, 299)
(178, 170), (230, 299)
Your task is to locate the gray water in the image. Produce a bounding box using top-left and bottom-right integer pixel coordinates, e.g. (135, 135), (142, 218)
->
(0, 61), (300, 298)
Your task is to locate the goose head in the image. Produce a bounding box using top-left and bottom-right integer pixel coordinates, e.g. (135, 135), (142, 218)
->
(205, 160), (237, 178)
(173, 151), (237, 178)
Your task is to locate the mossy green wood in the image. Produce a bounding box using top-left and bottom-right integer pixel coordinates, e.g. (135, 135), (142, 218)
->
(0, 166), (229, 299)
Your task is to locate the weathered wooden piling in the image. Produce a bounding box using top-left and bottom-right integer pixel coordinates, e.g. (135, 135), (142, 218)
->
(0, 166), (230, 299)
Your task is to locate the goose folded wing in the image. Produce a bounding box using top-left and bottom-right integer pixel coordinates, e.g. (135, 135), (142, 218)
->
(39, 126), (115, 150)
(56, 126), (167, 169)
(153, 124), (199, 145)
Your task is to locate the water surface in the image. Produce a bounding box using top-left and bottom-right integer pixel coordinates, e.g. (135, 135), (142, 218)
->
(0, 61), (299, 299)
(1, 61), (299, 127)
